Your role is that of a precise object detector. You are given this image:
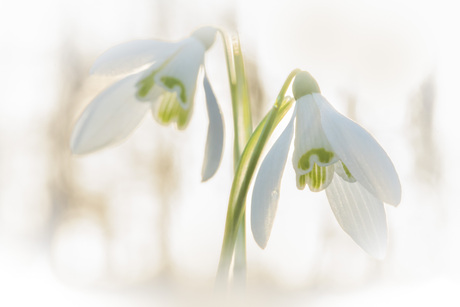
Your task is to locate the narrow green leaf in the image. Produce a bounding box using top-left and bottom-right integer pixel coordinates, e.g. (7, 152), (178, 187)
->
(216, 69), (299, 282)
(216, 30), (253, 287)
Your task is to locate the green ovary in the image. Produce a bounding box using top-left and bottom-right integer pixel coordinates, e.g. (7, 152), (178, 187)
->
(161, 76), (187, 103)
(298, 148), (334, 171)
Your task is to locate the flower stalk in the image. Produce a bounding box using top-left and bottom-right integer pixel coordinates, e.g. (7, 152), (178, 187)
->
(216, 66), (300, 288)
(217, 30), (253, 288)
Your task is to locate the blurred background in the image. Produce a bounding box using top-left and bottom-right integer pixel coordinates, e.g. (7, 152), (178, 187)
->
(0, 0), (459, 305)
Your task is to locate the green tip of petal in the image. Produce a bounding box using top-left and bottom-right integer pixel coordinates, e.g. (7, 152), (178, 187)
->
(292, 71), (320, 100)
(191, 26), (217, 50)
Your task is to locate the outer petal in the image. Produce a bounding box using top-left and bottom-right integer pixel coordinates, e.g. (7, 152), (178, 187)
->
(326, 174), (388, 259)
(90, 40), (181, 76)
(70, 73), (151, 154)
(201, 72), (224, 182)
(251, 111), (295, 249)
(314, 94), (401, 206)
(154, 37), (205, 110)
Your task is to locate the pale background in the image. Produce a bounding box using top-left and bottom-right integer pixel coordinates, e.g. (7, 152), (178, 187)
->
(0, 0), (458, 306)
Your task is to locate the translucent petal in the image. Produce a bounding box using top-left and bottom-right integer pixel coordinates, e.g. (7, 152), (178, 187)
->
(326, 174), (387, 259)
(314, 94), (401, 206)
(90, 40), (180, 76)
(292, 95), (339, 176)
(335, 162), (356, 183)
(154, 38), (205, 110)
(70, 74), (151, 154)
(251, 111), (295, 249)
(201, 73), (224, 182)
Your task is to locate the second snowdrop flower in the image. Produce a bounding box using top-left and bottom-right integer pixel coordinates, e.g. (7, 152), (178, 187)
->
(251, 71), (401, 258)
(71, 26), (224, 181)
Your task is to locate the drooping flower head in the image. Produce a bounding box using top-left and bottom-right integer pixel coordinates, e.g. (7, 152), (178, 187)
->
(251, 71), (401, 258)
(71, 26), (224, 181)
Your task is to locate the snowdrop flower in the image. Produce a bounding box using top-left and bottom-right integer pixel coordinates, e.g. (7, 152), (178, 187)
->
(251, 71), (401, 258)
(71, 26), (223, 181)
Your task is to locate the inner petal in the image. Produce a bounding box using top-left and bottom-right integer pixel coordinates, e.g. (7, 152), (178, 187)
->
(134, 38), (204, 111)
(151, 90), (193, 129)
(292, 95), (339, 177)
(297, 163), (334, 192)
(335, 161), (357, 183)
(154, 38), (205, 110)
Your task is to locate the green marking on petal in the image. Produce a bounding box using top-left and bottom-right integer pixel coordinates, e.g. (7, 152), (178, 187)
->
(298, 174), (307, 190)
(298, 148), (335, 170)
(342, 162), (353, 179)
(157, 92), (176, 123)
(297, 163), (334, 192)
(177, 105), (190, 129)
(161, 76), (187, 103)
(307, 164), (327, 191)
(155, 91), (191, 129)
(137, 73), (156, 98)
(335, 161), (356, 183)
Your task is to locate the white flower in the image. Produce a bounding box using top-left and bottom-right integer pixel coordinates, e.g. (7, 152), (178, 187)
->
(70, 26), (224, 181)
(251, 71), (401, 259)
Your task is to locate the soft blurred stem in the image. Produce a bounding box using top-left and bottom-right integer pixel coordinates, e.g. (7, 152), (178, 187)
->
(218, 31), (253, 288)
(216, 93), (296, 286)
(215, 54), (300, 289)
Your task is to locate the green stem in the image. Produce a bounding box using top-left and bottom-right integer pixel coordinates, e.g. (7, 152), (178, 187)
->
(219, 31), (253, 165)
(218, 30), (252, 288)
(233, 211), (246, 288)
(216, 68), (300, 288)
(230, 34), (252, 287)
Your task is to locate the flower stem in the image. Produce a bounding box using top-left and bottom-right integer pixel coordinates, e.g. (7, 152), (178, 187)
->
(217, 30), (252, 289)
(215, 63), (300, 289)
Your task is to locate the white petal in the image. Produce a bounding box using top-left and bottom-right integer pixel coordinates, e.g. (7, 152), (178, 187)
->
(326, 173), (387, 259)
(334, 162), (356, 183)
(251, 111), (295, 249)
(314, 94), (401, 206)
(90, 40), (181, 76)
(201, 73), (224, 182)
(154, 38), (205, 109)
(292, 95), (339, 176)
(70, 73), (151, 154)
